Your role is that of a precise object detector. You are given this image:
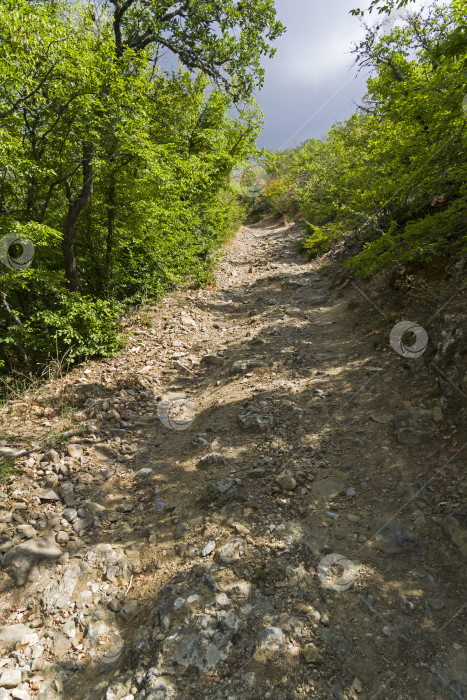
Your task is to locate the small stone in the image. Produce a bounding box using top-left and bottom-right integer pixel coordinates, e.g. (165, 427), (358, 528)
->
(16, 524), (37, 539)
(120, 600), (138, 620)
(213, 478), (236, 494)
(346, 487), (356, 497)
(215, 593), (230, 608)
(174, 523), (187, 539)
(373, 516), (417, 553)
(230, 358), (266, 375)
(11, 688), (31, 700)
(346, 513), (360, 524)
(84, 501), (105, 516)
(258, 627), (284, 652)
(248, 468), (266, 479)
(302, 642), (323, 664)
(201, 354), (225, 367)
(201, 541), (215, 557)
(352, 678), (363, 694)
(135, 468), (153, 479)
(215, 538), (245, 564)
(73, 517), (93, 533)
(237, 407), (274, 433)
(62, 508), (77, 522)
(67, 443), (83, 459)
(0, 624), (35, 647)
(56, 531), (69, 545)
(39, 489), (61, 503)
(442, 504), (467, 559)
(0, 669), (22, 688)
(44, 449), (60, 464)
(275, 521), (304, 545)
(432, 407), (443, 422)
(311, 296), (327, 306)
(128, 558), (143, 574)
(232, 522), (250, 535)
(180, 314), (197, 329)
(62, 619), (76, 638)
(196, 452), (225, 470)
(53, 632), (71, 658)
(108, 599), (121, 612)
(59, 482), (75, 505)
(277, 473), (297, 491)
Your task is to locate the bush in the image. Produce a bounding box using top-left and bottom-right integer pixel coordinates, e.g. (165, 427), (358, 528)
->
(3, 291), (124, 373)
(299, 222), (346, 258)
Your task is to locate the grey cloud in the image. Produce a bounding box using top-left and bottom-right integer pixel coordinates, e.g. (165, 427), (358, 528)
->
(255, 0), (369, 149)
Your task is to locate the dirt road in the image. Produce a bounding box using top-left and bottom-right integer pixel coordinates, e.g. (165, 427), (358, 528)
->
(0, 219), (465, 699)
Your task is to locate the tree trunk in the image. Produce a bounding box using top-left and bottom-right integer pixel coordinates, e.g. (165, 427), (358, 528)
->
(0, 289), (31, 372)
(62, 142), (94, 291)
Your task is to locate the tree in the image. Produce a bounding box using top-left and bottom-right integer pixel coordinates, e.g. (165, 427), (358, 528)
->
(106, 0), (284, 97)
(0, 0), (277, 377)
(351, 0), (466, 60)
(265, 1), (466, 275)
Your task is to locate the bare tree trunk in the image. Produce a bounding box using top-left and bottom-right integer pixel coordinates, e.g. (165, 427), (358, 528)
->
(0, 289), (31, 371)
(62, 143), (94, 291)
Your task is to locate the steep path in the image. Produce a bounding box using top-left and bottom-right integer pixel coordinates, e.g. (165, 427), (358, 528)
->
(0, 219), (465, 700)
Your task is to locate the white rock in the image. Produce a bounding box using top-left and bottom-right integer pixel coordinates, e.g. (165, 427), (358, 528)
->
(11, 686), (31, 700)
(0, 669), (22, 688)
(67, 443), (84, 459)
(258, 627), (284, 652)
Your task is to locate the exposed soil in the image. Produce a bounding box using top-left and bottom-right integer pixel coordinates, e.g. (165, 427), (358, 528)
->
(0, 218), (465, 700)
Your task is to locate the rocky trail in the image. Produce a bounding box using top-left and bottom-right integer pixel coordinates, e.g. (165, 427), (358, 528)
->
(0, 219), (465, 700)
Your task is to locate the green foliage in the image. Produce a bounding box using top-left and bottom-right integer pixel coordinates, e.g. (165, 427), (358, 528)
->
(265, 1), (467, 276)
(29, 295), (125, 363)
(196, 486), (235, 511)
(347, 188), (467, 276)
(0, 456), (17, 484)
(0, 0), (280, 378)
(299, 222), (347, 258)
(245, 564), (268, 581)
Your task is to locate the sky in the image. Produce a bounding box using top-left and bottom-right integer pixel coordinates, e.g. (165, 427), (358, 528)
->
(254, 0), (424, 150)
